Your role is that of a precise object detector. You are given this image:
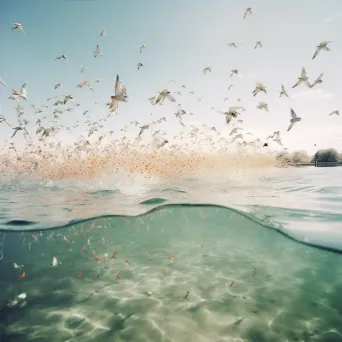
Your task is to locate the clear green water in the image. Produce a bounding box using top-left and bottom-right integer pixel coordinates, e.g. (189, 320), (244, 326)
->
(1, 168), (342, 341)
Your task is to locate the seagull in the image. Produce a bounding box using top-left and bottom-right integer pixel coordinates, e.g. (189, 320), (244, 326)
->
(309, 73), (324, 88)
(55, 54), (68, 60)
(329, 110), (339, 116)
(63, 94), (74, 104)
(230, 69), (238, 77)
(292, 68), (310, 88)
(80, 65), (87, 73)
(94, 45), (103, 57)
(243, 7), (252, 19)
(257, 102), (268, 112)
(312, 41), (332, 60)
(252, 83), (266, 96)
(0, 77), (8, 88)
(157, 140), (168, 148)
(54, 83), (63, 89)
(138, 125), (149, 137)
(100, 28), (107, 36)
(139, 45), (147, 53)
(12, 23), (26, 36)
(203, 67), (212, 74)
(217, 106), (244, 124)
(267, 131), (280, 140)
(287, 108), (301, 131)
(11, 126), (28, 138)
(227, 42), (237, 48)
(155, 89), (176, 104)
(12, 83), (28, 101)
(109, 74), (128, 111)
(279, 85), (289, 98)
(137, 63), (144, 70)
(148, 97), (157, 105)
(255, 41), (262, 49)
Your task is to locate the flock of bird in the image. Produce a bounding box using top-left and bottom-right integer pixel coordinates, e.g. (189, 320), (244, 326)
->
(0, 7), (340, 177)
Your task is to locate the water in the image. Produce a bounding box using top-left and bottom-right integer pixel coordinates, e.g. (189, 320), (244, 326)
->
(1, 167), (342, 341)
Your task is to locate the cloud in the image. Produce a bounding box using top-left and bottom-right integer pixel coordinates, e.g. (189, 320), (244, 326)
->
(323, 12), (342, 23)
(291, 88), (333, 100)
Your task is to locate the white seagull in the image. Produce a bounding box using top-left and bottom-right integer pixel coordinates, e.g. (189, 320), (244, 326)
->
(155, 89), (176, 104)
(279, 85), (289, 98)
(94, 45), (103, 57)
(287, 109), (301, 131)
(138, 45), (147, 53)
(12, 23), (26, 36)
(292, 68), (310, 88)
(312, 41), (332, 60)
(257, 102), (268, 112)
(309, 73), (324, 88)
(109, 74), (128, 111)
(252, 83), (267, 96)
(217, 106), (244, 124)
(100, 28), (107, 36)
(203, 67), (212, 74)
(12, 83), (28, 101)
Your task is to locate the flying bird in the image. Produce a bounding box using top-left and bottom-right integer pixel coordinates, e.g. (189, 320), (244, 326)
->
(287, 108), (301, 131)
(137, 63), (144, 70)
(217, 106), (244, 124)
(12, 23), (26, 36)
(138, 45), (147, 53)
(312, 41), (332, 60)
(279, 85), (289, 98)
(329, 110), (339, 116)
(100, 28), (107, 36)
(255, 41), (262, 49)
(155, 89), (176, 104)
(292, 68), (310, 88)
(230, 69), (239, 77)
(203, 67), (212, 74)
(309, 73), (324, 88)
(94, 45), (103, 57)
(252, 83), (267, 96)
(11, 83), (28, 101)
(109, 74), (128, 111)
(227, 42), (237, 48)
(55, 54), (68, 60)
(243, 7), (252, 19)
(257, 102), (268, 112)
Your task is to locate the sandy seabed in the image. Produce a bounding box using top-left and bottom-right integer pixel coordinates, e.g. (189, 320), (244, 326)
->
(1, 205), (342, 342)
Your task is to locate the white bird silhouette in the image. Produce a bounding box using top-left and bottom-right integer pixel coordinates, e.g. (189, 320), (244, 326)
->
(155, 89), (176, 104)
(253, 83), (267, 96)
(138, 45), (147, 53)
(55, 54), (68, 61)
(292, 68), (310, 88)
(100, 28), (107, 36)
(12, 83), (28, 101)
(217, 106), (244, 124)
(287, 109), (301, 131)
(0, 77), (8, 88)
(109, 74), (128, 111)
(12, 23), (26, 36)
(279, 85), (289, 98)
(309, 73), (324, 88)
(312, 41), (332, 60)
(257, 102), (268, 112)
(94, 45), (103, 57)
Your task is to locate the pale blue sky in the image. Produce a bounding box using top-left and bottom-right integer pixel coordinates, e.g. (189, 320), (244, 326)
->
(1, 0), (342, 154)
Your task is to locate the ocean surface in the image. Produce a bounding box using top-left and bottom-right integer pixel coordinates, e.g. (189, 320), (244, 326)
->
(1, 166), (342, 342)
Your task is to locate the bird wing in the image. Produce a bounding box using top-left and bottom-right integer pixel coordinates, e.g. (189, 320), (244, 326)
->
(21, 83), (27, 96)
(292, 80), (301, 88)
(114, 75), (120, 95)
(287, 122), (295, 132)
(226, 114), (233, 124)
(312, 48), (320, 59)
(290, 108), (297, 118)
(301, 68), (307, 78)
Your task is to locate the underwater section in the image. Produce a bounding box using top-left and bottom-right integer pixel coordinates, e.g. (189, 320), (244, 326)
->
(1, 205), (342, 342)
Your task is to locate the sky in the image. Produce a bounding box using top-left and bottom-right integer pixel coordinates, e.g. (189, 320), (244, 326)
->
(1, 0), (342, 154)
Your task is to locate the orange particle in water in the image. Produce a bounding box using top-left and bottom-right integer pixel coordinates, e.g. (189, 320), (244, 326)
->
(169, 255), (175, 260)
(19, 273), (26, 279)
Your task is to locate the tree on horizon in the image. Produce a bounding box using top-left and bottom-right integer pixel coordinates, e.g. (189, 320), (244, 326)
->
(313, 148), (339, 163)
